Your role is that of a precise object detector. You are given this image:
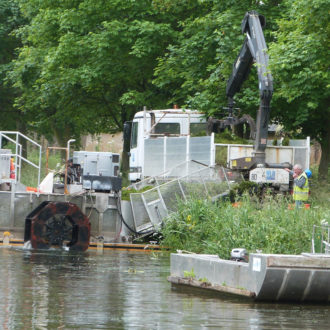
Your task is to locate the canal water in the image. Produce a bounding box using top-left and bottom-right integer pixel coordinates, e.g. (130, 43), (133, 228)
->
(0, 247), (329, 329)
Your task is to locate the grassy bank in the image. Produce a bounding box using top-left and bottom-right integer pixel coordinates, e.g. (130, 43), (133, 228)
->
(160, 193), (329, 258)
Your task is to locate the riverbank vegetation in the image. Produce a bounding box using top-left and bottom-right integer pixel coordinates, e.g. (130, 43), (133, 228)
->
(160, 183), (330, 258)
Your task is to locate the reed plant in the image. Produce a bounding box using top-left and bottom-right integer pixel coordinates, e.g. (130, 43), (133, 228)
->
(160, 193), (329, 258)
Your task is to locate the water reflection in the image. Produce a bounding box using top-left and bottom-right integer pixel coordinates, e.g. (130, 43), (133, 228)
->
(0, 247), (329, 329)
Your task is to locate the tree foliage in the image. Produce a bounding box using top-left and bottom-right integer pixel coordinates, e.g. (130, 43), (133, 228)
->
(154, 1), (282, 115)
(269, 0), (330, 178)
(0, 0), (26, 130)
(8, 0), (178, 145)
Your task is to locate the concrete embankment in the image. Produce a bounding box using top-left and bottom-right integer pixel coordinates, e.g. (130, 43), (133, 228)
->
(168, 252), (330, 302)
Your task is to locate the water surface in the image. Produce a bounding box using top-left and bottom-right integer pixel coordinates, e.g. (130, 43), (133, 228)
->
(0, 247), (329, 329)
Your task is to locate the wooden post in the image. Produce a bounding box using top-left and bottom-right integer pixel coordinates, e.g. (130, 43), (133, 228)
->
(46, 148), (49, 175)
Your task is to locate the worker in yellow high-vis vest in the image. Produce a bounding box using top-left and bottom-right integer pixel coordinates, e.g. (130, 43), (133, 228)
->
(285, 164), (309, 208)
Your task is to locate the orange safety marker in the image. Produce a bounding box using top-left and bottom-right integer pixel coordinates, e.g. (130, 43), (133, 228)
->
(10, 158), (15, 179)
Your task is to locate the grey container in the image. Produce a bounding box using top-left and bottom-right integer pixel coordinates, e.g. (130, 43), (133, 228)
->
(73, 151), (120, 177)
(73, 151), (121, 192)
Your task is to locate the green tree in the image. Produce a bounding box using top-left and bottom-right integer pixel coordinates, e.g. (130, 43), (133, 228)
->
(8, 0), (177, 146)
(154, 1), (282, 117)
(0, 0), (26, 132)
(268, 0), (330, 179)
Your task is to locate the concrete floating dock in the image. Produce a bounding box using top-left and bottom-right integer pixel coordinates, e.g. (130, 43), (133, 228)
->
(168, 252), (330, 302)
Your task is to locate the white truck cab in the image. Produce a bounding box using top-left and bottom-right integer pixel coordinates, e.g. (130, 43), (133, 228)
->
(128, 108), (206, 182)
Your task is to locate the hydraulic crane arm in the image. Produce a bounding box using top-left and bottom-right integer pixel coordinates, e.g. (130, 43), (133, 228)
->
(226, 11), (273, 165)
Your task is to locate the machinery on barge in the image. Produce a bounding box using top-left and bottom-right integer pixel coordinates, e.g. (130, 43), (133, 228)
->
(208, 11), (292, 190)
(0, 131), (125, 251)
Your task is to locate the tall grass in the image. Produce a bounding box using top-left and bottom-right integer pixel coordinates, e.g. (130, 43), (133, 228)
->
(160, 194), (329, 258)
(20, 150), (63, 187)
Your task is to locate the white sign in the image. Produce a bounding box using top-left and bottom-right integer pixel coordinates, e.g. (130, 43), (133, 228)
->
(253, 257), (261, 272)
(249, 168), (289, 184)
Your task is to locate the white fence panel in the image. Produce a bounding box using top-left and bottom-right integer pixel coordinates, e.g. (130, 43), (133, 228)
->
(144, 136), (213, 177)
(215, 137), (310, 169)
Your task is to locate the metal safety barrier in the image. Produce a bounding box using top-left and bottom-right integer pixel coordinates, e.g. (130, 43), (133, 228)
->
(129, 164), (243, 233)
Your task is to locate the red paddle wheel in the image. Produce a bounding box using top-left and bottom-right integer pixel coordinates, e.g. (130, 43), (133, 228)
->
(24, 201), (90, 251)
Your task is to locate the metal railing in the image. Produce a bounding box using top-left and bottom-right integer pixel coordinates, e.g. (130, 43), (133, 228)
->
(129, 160), (209, 191)
(0, 131), (42, 188)
(130, 165), (243, 233)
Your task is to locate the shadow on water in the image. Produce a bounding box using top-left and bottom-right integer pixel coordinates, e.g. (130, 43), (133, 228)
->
(170, 282), (253, 303)
(171, 281), (330, 306)
(169, 281), (330, 329)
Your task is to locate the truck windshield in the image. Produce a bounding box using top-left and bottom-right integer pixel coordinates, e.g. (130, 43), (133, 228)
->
(190, 123), (207, 136)
(131, 122), (138, 148)
(154, 123), (180, 134)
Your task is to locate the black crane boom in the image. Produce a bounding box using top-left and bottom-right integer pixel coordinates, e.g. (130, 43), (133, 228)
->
(226, 11), (273, 165)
